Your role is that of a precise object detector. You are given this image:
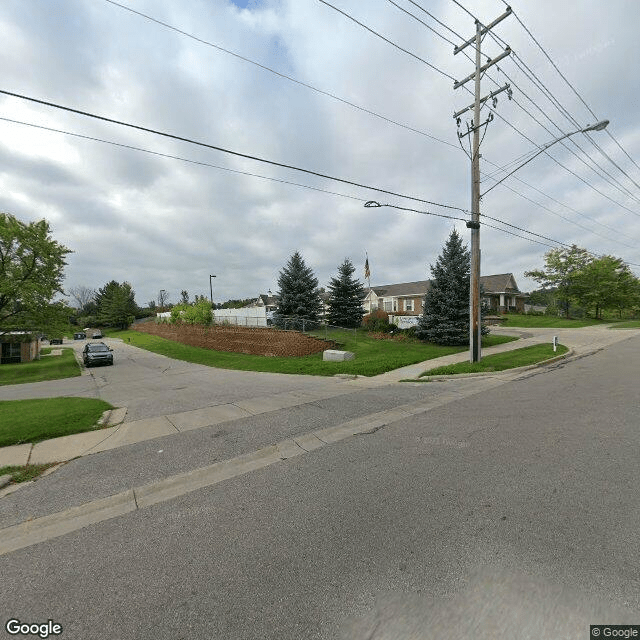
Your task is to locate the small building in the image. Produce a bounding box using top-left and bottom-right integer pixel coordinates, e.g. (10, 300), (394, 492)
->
(0, 332), (40, 364)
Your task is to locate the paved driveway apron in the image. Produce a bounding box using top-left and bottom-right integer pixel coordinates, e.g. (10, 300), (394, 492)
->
(0, 339), (353, 421)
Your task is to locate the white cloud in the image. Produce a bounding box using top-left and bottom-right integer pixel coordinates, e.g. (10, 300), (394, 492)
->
(1, 0), (639, 307)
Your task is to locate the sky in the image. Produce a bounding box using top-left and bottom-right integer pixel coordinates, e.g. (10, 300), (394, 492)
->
(1, 0), (639, 308)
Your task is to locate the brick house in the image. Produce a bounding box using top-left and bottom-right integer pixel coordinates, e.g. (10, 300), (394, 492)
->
(0, 332), (40, 364)
(363, 273), (527, 319)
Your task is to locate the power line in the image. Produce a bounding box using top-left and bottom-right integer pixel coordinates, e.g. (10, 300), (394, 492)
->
(449, 0), (640, 212)
(384, 0), (457, 47)
(0, 88), (467, 212)
(0, 116), (369, 203)
(399, 1), (640, 227)
(106, 0), (638, 244)
(102, 0), (458, 150)
(499, 0), (640, 176)
(317, 0), (456, 81)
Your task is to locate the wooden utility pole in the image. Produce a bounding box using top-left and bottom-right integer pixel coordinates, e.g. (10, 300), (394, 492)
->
(453, 8), (512, 362)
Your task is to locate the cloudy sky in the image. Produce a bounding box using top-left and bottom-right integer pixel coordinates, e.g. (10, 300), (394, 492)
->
(1, 0), (639, 308)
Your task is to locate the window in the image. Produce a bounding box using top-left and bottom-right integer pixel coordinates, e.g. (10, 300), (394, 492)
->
(404, 299), (414, 312)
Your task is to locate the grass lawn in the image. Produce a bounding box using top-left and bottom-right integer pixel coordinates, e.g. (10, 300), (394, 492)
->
(0, 397), (113, 447)
(0, 462), (59, 484)
(111, 329), (518, 377)
(0, 347), (81, 386)
(419, 343), (569, 377)
(609, 320), (640, 329)
(498, 314), (616, 328)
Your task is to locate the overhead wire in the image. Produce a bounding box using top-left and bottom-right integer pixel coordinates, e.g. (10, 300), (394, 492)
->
(495, 0), (640, 182)
(102, 0), (458, 150)
(0, 116), (369, 203)
(445, 1), (640, 216)
(317, 0), (456, 81)
(105, 0), (640, 246)
(0, 88), (468, 212)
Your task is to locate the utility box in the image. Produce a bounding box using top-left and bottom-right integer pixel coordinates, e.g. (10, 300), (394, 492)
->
(323, 350), (355, 362)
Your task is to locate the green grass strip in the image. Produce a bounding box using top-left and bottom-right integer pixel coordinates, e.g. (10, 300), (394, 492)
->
(0, 348), (81, 386)
(498, 314), (618, 328)
(0, 463), (58, 483)
(419, 343), (568, 377)
(609, 320), (640, 329)
(0, 397), (113, 447)
(111, 329), (517, 377)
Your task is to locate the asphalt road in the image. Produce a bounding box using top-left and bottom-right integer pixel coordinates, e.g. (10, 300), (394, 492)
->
(1, 334), (639, 638)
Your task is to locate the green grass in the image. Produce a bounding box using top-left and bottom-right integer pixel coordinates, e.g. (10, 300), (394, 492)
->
(0, 347), (81, 386)
(0, 397), (113, 447)
(111, 329), (517, 377)
(498, 314), (615, 328)
(419, 343), (569, 377)
(0, 462), (58, 484)
(609, 320), (640, 329)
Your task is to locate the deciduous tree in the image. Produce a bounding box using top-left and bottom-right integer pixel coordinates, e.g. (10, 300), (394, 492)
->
(0, 213), (71, 336)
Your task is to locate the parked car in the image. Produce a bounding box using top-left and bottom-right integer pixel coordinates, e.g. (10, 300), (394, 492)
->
(92, 331), (103, 339)
(49, 338), (63, 345)
(83, 342), (113, 367)
(73, 332), (87, 340)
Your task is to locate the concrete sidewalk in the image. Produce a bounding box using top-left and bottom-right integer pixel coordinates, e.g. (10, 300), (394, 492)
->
(1, 324), (637, 471)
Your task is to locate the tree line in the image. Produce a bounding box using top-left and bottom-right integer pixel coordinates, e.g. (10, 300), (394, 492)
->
(525, 245), (640, 319)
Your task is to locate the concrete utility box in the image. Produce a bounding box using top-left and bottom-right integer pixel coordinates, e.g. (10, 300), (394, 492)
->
(323, 349), (355, 362)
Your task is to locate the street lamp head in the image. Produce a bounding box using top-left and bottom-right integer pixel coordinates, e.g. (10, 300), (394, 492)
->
(583, 119), (609, 133)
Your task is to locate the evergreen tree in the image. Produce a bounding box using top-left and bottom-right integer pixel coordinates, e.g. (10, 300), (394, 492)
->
(417, 229), (472, 345)
(327, 258), (366, 328)
(275, 251), (322, 329)
(96, 281), (139, 329)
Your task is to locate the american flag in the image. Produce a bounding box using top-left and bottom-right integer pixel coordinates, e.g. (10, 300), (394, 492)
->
(364, 256), (370, 280)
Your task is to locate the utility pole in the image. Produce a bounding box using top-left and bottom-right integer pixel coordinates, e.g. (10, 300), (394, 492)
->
(453, 7), (512, 362)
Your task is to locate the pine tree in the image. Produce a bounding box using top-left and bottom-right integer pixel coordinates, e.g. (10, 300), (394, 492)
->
(275, 251), (322, 329)
(327, 258), (366, 328)
(416, 229), (471, 345)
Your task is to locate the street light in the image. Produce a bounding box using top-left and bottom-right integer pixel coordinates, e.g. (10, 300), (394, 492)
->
(466, 119), (609, 364)
(481, 120), (609, 197)
(209, 275), (216, 307)
(159, 289), (166, 313)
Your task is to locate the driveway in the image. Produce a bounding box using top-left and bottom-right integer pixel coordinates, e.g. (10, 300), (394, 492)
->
(0, 338), (354, 421)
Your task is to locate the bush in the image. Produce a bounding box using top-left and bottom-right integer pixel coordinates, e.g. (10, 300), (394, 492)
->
(363, 310), (392, 333)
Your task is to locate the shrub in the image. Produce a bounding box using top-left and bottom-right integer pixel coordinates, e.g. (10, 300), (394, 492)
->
(363, 310), (392, 333)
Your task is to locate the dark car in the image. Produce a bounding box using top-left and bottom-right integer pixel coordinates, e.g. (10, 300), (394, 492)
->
(49, 338), (63, 345)
(83, 342), (113, 367)
(73, 332), (87, 340)
(92, 331), (103, 339)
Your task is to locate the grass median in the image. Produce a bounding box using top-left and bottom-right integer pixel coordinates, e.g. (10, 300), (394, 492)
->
(110, 329), (517, 377)
(418, 343), (568, 377)
(0, 347), (81, 386)
(0, 397), (113, 447)
(498, 314), (627, 328)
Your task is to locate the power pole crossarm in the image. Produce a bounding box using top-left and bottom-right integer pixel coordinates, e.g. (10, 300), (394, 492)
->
(453, 48), (511, 90)
(453, 8), (512, 363)
(453, 7), (512, 55)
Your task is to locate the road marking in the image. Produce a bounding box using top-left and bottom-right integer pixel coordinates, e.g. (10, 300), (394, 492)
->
(0, 378), (505, 556)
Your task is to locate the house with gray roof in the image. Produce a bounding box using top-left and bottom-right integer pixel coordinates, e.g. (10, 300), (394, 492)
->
(363, 273), (527, 318)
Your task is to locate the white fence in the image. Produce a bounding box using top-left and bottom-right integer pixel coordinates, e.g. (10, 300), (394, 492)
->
(156, 308), (269, 327)
(214, 308), (269, 327)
